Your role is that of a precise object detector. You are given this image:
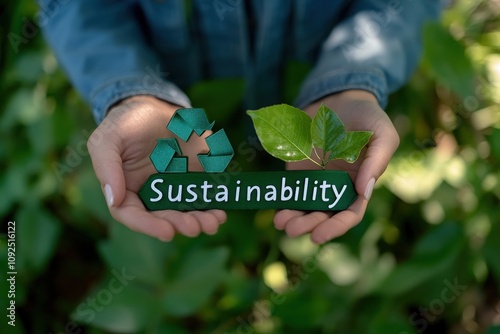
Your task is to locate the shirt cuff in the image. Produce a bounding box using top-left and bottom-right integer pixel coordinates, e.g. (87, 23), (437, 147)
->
(90, 76), (192, 124)
(294, 68), (389, 110)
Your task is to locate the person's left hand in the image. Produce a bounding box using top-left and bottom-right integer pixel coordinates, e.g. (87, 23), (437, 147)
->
(273, 90), (400, 244)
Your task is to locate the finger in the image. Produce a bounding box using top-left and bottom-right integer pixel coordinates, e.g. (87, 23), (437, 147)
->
(311, 196), (368, 244)
(207, 209), (227, 224)
(87, 125), (126, 207)
(355, 122), (399, 199)
(152, 210), (202, 237)
(283, 211), (332, 237)
(273, 210), (306, 230)
(110, 190), (176, 241)
(190, 211), (220, 235)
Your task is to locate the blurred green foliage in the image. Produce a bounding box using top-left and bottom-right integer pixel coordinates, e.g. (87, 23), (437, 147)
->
(1, 1), (500, 333)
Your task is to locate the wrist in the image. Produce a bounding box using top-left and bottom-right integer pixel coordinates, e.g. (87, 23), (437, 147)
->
(118, 95), (180, 109)
(317, 90), (378, 108)
(330, 89), (378, 102)
(304, 90), (379, 118)
(108, 95), (180, 118)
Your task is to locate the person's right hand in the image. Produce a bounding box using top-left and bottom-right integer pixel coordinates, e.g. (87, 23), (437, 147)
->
(87, 95), (227, 241)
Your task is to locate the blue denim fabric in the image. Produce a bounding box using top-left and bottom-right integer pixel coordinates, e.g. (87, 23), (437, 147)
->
(39, 0), (441, 124)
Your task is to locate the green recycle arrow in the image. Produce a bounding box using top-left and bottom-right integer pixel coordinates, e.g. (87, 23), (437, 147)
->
(150, 138), (187, 173)
(149, 108), (234, 173)
(198, 129), (233, 173)
(167, 108), (214, 141)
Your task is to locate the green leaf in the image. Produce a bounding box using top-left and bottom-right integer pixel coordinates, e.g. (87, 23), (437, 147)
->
(311, 105), (346, 153)
(328, 131), (373, 163)
(481, 219), (500, 281)
(273, 287), (331, 328)
(98, 222), (174, 286)
(247, 104), (312, 162)
(16, 203), (62, 277)
(488, 128), (500, 159)
(71, 278), (162, 333)
(377, 222), (464, 296)
(423, 22), (475, 98)
(7, 51), (45, 84)
(163, 247), (229, 316)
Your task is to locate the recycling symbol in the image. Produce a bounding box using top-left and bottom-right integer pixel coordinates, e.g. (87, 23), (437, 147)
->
(150, 108), (234, 173)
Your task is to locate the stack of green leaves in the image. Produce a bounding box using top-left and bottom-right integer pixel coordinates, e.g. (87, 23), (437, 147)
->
(247, 104), (373, 169)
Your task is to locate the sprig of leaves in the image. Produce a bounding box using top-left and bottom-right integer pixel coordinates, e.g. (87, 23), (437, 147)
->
(247, 104), (373, 169)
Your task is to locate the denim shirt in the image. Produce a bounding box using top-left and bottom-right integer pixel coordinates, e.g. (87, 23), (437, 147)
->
(39, 0), (441, 124)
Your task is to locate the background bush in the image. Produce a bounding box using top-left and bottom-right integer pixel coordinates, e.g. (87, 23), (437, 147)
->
(1, 1), (500, 333)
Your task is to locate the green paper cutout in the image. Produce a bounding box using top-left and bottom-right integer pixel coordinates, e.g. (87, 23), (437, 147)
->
(167, 108), (214, 141)
(139, 170), (357, 211)
(150, 139), (177, 172)
(198, 129), (234, 173)
(149, 108), (234, 174)
(165, 156), (188, 173)
(150, 138), (188, 173)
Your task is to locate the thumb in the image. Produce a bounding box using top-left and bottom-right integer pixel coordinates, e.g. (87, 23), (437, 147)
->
(355, 125), (399, 200)
(87, 126), (126, 208)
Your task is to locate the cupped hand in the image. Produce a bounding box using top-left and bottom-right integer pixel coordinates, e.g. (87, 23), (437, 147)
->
(87, 95), (227, 241)
(274, 90), (399, 244)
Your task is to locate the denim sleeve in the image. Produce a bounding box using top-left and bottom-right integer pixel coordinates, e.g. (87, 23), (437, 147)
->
(294, 0), (442, 109)
(38, 0), (191, 124)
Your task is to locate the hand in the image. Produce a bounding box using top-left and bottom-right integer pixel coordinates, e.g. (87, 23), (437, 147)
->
(87, 95), (227, 241)
(273, 90), (399, 244)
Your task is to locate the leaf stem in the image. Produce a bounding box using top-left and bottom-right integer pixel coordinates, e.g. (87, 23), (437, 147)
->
(307, 156), (322, 168)
(312, 146), (322, 161)
(311, 146), (324, 168)
(322, 150), (328, 170)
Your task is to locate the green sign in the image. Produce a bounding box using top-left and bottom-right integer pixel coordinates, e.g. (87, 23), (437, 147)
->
(139, 170), (356, 211)
(139, 107), (359, 211)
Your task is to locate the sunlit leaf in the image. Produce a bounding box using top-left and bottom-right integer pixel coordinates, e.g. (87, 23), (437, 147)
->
(248, 104), (372, 165)
(311, 104), (346, 153)
(247, 104), (312, 162)
(1, 89), (42, 130)
(328, 131), (373, 163)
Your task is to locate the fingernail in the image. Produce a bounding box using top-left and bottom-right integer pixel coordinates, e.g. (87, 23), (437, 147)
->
(104, 184), (114, 207)
(311, 235), (326, 245)
(364, 178), (375, 200)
